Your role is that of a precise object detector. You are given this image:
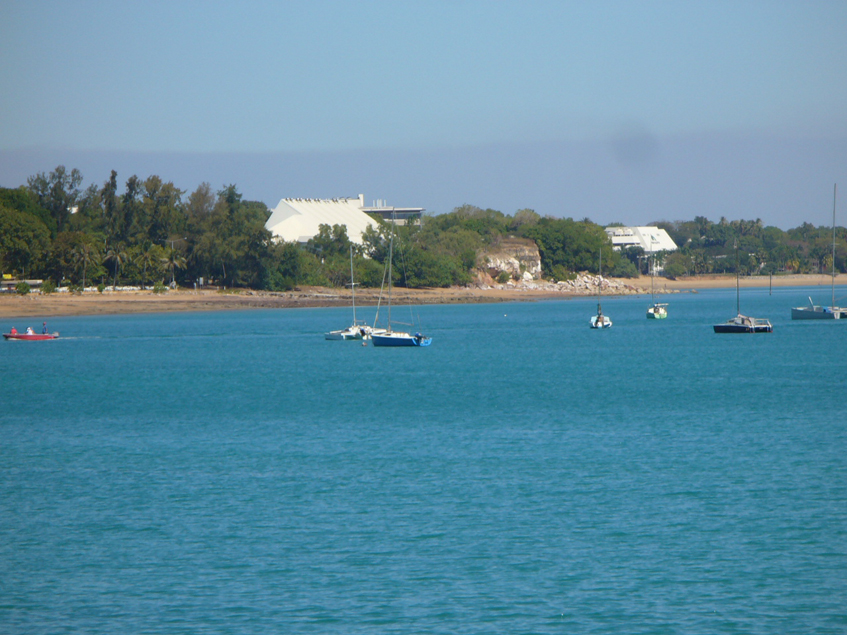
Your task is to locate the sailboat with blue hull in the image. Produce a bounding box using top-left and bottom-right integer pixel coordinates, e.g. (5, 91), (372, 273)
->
(371, 214), (432, 347)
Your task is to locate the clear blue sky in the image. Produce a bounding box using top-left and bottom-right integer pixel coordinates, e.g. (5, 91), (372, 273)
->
(2, 1), (846, 228)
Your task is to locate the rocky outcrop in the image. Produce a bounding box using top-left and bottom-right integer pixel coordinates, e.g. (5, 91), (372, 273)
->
(477, 237), (542, 283)
(469, 271), (656, 296)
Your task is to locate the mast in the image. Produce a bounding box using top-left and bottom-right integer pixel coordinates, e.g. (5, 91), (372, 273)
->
(597, 248), (602, 312)
(650, 249), (654, 303)
(832, 184), (837, 308)
(735, 240), (740, 315)
(350, 246), (357, 324)
(387, 212), (394, 331)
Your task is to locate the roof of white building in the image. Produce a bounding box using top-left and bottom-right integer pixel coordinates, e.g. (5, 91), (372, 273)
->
(265, 194), (377, 244)
(604, 226), (677, 253)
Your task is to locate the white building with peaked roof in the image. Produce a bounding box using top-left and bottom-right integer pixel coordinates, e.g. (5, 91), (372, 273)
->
(265, 194), (425, 244)
(604, 226), (677, 253)
(265, 195), (375, 244)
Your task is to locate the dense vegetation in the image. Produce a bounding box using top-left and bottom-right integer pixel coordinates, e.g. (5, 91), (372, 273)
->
(1, 166), (845, 291)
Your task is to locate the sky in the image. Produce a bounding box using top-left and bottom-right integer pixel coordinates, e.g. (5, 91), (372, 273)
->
(1, 0), (846, 229)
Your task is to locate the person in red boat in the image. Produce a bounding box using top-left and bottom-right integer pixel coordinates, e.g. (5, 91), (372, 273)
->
(9, 327), (17, 335)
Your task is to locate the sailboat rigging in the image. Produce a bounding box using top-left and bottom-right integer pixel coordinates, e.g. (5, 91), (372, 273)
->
(590, 248), (612, 328)
(713, 241), (773, 333)
(646, 249), (668, 319)
(324, 246), (386, 340)
(791, 184), (845, 320)
(371, 213), (432, 347)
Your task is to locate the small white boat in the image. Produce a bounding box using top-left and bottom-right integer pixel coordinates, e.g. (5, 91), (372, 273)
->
(646, 249), (668, 319)
(590, 249), (612, 328)
(325, 324), (385, 340)
(647, 303), (668, 319)
(590, 308), (613, 329)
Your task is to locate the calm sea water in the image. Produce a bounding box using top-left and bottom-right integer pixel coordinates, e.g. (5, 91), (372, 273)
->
(2, 286), (846, 634)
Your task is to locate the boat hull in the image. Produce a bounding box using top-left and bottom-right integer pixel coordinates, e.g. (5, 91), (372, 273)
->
(3, 333), (59, 341)
(791, 306), (843, 320)
(590, 316), (612, 328)
(713, 317), (772, 333)
(325, 325), (387, 340)
(647, 304), (668, 319)
(371, 331), (432, 347)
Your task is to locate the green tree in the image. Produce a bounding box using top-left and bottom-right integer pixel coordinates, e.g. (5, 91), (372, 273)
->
(663, 252), (691, 279)
(134, 242), (165, 289)
(161, 247), (187, 287)
(104, 244), (129, 289)
(0, 203), (51, 278)
(26, 165), (83, 235)
(72, 241), (100, 290)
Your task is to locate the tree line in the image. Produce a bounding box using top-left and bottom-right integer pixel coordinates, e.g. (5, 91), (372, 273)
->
(1, 166), (844, 292)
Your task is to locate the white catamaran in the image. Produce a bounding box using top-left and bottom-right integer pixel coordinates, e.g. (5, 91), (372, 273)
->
(325, 246), (386, 340)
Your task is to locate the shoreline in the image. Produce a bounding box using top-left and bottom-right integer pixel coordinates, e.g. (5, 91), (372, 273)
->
(0, 273), (841, 319)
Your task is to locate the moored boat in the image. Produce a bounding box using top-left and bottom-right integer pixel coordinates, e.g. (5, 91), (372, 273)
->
(791, 185), (845, 320)
(646, 249), (668, 319)
(325, 246), (387, 340)
(590, 249), (612, 328)
(371, 330), (432, 347)
(371, 212), (432, 347)
(791, 299), (844, 320)
(714, 242), (772, 334)
(647, 303), (668, 319)
(713, 315), (773, 333)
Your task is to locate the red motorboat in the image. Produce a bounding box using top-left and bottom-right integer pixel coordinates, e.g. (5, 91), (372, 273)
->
(3, 332), (59, 341)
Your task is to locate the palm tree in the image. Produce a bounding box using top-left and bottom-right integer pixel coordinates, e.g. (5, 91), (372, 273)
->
(161, 247), (186, 287)
(72, 242), (98, 291)
(104, 245), (128, 290)
(134, 242), (158, 290)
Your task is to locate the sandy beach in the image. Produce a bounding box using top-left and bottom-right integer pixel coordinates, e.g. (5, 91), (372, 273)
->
(0, 273), (840, 319)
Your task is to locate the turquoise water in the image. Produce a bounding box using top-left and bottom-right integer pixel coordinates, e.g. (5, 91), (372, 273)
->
(2, 286), (846, 634)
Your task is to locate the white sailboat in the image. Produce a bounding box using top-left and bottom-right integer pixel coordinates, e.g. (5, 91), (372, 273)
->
(590, 248), (612, 328)
(646, 249), (667, 319)
(371, 214), (432, 347)
(325, 246), (386, 340)
(791, 184), (845, 320)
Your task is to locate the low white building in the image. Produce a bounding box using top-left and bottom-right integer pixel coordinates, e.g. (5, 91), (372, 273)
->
(604, 226), (677, 254)
(265, 194), (424, 244)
